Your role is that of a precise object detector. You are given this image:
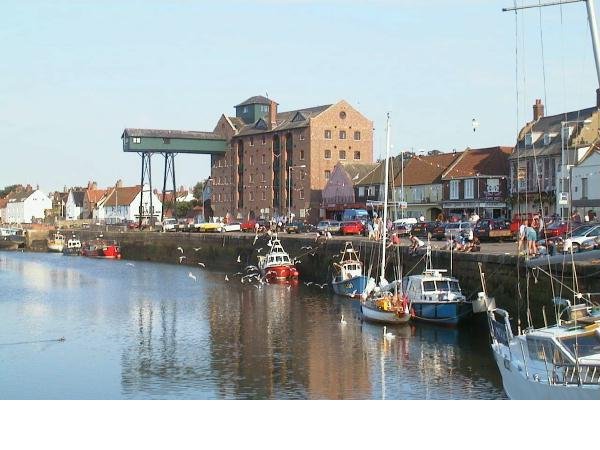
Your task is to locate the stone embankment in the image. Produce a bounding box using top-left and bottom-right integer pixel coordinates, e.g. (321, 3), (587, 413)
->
(30, 228), (600, 328)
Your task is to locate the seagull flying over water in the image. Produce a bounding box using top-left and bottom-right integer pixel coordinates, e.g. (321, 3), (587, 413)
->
(193, 247), (201, 252)
(340, 315), (347, 325)
(177, 247), (184, 254)
(126, 262), (135, 267)
(179, 256), (187, 263)
(225, 275), (229, 281)
(316, 283), (327, 289)
(237, 255), (241, 263)
(188, 272), (197, 282)
(197, 262), (206, 268)
(257, 248), (263, 253)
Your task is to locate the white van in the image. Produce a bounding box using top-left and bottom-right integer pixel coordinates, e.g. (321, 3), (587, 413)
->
(162, 218), (178, 232)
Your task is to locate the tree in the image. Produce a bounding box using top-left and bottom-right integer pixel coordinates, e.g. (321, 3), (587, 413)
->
(0, 184), (21, 198)
(192, 181), (205, 200)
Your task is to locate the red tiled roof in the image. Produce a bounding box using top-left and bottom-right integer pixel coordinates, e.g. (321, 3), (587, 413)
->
(86, 189), (108, 203)
(442, 147), (512, 179)
(395, 152), (462, 186)
(102, 186), (141, 206)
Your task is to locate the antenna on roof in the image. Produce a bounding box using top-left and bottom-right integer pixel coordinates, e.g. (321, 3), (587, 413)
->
(472, 118), (479, 132)
(265, 91), (269, 99)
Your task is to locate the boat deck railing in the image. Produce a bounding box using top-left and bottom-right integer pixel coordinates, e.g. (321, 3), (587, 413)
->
(552, 363), (600, 386)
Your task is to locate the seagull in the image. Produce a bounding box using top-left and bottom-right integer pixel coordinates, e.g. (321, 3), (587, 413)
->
(234, 272), (243, 276)
(316, 283), (327, 289)
(225, 275), (229, 281)
(253, 235), (259, 245)
(301, 246), (313, 250)
(188, 272), (197, 282)
(126, 262), (135, 267)
(257, 248), (263, 253)
(179, 256), (187, 263)
(193, 247), (201, 252)
(237, 255), (241, 263)
(351, 290), (357, 297)
(383, 326), (395, 340)
(304, 281), (313, 286)
(294, 259), (301, 264)
(340, 315), (347, 325)
(197, 262), (206, 268)
(177, 246), (184, 253)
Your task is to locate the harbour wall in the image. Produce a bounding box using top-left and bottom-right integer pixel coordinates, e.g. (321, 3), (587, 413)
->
(30, 229), (600, 328)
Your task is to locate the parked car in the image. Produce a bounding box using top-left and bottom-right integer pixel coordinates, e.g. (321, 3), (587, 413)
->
(220, 222), (242, 232)
(340, 221), (364, 236)
(410, 221), (438, 238)
(285, 221), (315, 234)
(543, 221), (581, 239)
(473, 218), (512, 241)
(162, 218), (178, 232)
(444, 222), (473, 240)
(429, 223), (446, 240)
(558, 224), (600, 252)
(241, 219), (268, 232)
(317, 220), (341, 234)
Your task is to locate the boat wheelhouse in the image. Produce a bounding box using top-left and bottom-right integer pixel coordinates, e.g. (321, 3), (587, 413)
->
(258, 236), (299, 282)
(62, 237), (82, 256)
(47, 231), (66, 252)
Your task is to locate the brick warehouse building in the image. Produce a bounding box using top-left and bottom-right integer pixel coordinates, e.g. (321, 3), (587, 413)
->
(211, 96), (373, 222)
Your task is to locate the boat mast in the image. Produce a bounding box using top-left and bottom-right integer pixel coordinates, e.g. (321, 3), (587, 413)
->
(503, 0), (600, 88)
(380, 113), (391, 283)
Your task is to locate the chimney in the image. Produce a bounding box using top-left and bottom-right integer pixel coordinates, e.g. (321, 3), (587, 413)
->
(116, 179), (123, 188)
(269, 100), (278, 129)
(533, 99), (544, 121)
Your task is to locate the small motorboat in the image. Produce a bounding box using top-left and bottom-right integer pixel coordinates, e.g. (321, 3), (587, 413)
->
(62, 237), (82, 256)
(47, 230), (66, 253)
(331, 242), (372, 298)
(258, 236), (299, 282)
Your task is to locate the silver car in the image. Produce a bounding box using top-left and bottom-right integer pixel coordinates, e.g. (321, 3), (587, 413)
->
(317, 220), (341, 234)
(444, 222), (473, 240)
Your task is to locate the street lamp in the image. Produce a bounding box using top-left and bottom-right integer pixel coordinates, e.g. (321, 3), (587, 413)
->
(288, 164), (306, 222)
(560, 118), (592, 220)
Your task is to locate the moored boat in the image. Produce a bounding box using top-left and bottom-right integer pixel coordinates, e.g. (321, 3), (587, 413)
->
(331, 242), (372, 297)
(47, 230), (66, 252)
(81, 238), (122, 259)
(62, 237), (82, 256)
(258, 236), (299, 282)
(0, 227), (26, 250)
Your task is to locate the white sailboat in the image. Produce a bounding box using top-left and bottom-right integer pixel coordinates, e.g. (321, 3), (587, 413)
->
(361, 113), (411, 324)
(486, 0), (600, 399)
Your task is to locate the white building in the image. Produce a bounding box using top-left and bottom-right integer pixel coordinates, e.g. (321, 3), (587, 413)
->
(65, 189), (84, 220)
(4, 189), (52, 224)
(102, 184), (162, 224)
(571, 146), (600, 219)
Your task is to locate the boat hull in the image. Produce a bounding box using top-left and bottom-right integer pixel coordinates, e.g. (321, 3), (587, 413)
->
(410, 301), (472, 325)
(332, 275), (369, 297)
(261, 265), (298, 282)
(361, 303), (410, 324)
(492, 347), (600, 400)
(0, 238), (19, 251)
(47, 243), (64, 252)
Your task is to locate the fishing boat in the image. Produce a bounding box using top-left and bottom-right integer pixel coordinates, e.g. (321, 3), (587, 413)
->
(0, 227), (26, 250)
(360, 113), (410, 324)
(62, 237), (82, 256)
(257, 236), (299, 282)
(331, 242), (372, 297)
(81, 238), (122, 259)
(402, 247), (472, 325)
(46, 230), (66, 252)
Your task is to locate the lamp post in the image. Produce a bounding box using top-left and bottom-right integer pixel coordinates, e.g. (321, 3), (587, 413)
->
(288, 164), (306, 222)
(560, 118), (592, 219)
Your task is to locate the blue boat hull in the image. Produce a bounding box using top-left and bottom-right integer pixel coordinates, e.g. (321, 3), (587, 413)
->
(411, 302), (472, 325)
(332, 275), (369, 297)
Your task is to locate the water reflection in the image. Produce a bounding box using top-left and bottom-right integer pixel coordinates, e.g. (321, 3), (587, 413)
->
(0, 252), (505, 399)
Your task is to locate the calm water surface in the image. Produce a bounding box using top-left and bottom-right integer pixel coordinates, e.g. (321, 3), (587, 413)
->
(0, 251), (506, 399)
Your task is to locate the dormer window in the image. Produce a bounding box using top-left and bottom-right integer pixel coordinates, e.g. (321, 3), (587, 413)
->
(543, 133), (551, 145)
(525, 134), (533, 146)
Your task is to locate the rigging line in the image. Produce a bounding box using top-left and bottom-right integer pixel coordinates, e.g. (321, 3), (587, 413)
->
(514, 1), (523, 336)
(560, 1), (568, 113)
(538, 0), (549, 111)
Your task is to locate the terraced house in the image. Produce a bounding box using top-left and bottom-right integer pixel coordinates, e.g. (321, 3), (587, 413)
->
(211, 96), (373, 222)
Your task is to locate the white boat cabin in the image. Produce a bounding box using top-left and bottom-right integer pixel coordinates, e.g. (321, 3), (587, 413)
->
(403, 269), (465, 303)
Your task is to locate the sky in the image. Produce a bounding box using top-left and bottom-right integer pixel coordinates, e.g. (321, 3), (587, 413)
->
(1, 0), (599, 193)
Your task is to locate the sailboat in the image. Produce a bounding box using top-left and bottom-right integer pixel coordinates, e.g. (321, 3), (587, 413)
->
(331, 242), (373, 297)
(485, 0), (600, 399)
(360, 113), (411, 324)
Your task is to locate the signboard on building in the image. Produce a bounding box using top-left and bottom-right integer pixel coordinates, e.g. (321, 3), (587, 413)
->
(558, 192), (569, 205)
(399, 201), (408, 209)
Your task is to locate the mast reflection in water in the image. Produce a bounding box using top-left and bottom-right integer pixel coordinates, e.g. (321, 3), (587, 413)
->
(0, 252), (505, 399)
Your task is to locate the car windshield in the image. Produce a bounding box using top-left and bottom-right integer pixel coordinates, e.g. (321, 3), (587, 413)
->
(571, 225), (595, 237)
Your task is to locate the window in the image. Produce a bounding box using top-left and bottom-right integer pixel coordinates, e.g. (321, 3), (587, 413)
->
(249, 174), (254, 183)
(300, 171), (305, 180)
(339, 130), (346, 139)
(325, 170), (331, 180)
(300, 150), (305, 160)
(525, 133), (533, 146)
(262, 191), (266, 201)
(243, 106), (248, 113)
(299, 134), (305, 141)
(132, 137), (141, 144)
(324, 130), (332, 139)
(249, 192), (254, 201)
(543, 133), (551, 145)
(358, 187), (365, 197)
(339, 111), (346, 119)
(368, 186), (376, 196)
(354, 151), (361, 160)
(299, 189), (304, 199)
(354, 131), (361, 140)
(413, 187), (423, 202)
(261, 105), (268, 112)
(324, 149), (331, 159)
(162, 138), (170, 144)
(582, 178), (588, 199)
(261, 173), (266, 182)
(339, 150), (346, 160)
(262, 154), (266, 164)
(450, 180), (460, 200)
(249, 155), (253, 166)
(487, 178), (499, 193)
(262, 135), (266, 144)
(464, 179), (474, 199)
(250, 137), (254, 146)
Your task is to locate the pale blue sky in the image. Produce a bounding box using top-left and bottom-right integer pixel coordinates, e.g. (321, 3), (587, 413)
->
(1, 0), (598, 192)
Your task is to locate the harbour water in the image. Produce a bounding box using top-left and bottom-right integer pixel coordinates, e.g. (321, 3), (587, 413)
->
(0, 251), (505, 399)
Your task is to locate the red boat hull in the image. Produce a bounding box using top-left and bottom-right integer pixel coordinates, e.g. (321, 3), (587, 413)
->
(81, 243), (122, 259)
(262, 265), (299, 282)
